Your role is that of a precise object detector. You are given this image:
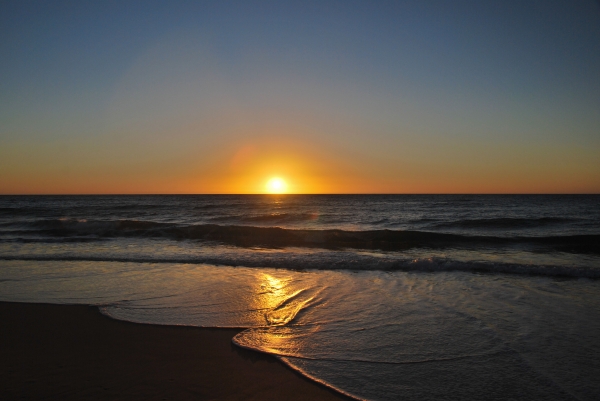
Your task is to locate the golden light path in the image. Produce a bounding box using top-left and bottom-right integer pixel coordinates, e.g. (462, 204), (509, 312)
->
(266, 177), (287, 194)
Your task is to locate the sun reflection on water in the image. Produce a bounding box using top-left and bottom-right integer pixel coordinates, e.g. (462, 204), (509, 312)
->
(253, 273), (322, 327)
(234, 271), (326, 357)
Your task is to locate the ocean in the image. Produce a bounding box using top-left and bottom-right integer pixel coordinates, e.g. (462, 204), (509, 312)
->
(1, 195), (599, 400)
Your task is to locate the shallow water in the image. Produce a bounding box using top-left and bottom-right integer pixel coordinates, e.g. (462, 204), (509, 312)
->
(2, 260), (599, 400)
(1, 195), (599, 400)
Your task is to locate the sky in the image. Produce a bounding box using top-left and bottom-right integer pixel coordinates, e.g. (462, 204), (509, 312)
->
(1, 0), (599, 194)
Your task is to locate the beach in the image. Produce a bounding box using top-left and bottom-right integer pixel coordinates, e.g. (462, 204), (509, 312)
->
(0, 301), (351, 400)
(2, 0), (599, 397)
(1, 195), (599, 400)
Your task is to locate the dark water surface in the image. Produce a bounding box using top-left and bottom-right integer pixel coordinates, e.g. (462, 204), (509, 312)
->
(1, 195), (599, 400)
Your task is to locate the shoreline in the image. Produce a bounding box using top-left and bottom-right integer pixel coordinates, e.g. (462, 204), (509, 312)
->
(0, 301), (353, 400)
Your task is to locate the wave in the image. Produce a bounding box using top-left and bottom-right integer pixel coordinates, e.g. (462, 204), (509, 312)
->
(102, 204), (167, 211)
(3, 218), (599, 254)
(432, 217), (577, 230)
(0, 237), (104, 243)
(209, 213), (320, 224)
(1, 254), (598, 278)
(0, 207), (57, 216)
(193, 204), (221, 210)
(0, 203), (169, 215)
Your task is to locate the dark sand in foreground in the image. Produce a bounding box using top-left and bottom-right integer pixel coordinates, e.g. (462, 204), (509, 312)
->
(0, 302), (352, 400)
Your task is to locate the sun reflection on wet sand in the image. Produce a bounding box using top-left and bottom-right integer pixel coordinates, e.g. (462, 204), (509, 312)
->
(254, 273), (321, 327)
(233, 271), (327, 356)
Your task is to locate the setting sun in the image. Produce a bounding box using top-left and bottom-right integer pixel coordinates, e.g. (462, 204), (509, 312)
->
(266, 177), (287, 194)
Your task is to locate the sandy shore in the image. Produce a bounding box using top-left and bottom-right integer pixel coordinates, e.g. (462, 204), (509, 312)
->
(0, 302), (352, 400)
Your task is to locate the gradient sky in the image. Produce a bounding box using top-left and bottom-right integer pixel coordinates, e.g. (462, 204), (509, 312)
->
(1, 0), (599, 194)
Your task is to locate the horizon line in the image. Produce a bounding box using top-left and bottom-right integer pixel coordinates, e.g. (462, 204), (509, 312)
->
(1, 193), (599, 196)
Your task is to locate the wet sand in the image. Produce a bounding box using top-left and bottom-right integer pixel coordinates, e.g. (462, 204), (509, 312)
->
(0, 302), (352, 400)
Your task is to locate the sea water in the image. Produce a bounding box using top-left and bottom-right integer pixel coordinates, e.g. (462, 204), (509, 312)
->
(1, 195), (599, 400)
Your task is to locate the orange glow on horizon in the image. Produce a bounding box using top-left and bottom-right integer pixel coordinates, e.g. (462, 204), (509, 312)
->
(1, 125), (598, 195)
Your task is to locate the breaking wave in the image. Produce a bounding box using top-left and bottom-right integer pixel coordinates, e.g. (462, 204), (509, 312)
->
(3, 218), (599, 254)
(0, 253), (598, 278)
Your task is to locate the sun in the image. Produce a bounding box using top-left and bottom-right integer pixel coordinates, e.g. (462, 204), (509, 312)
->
(266, 177), (287, 194)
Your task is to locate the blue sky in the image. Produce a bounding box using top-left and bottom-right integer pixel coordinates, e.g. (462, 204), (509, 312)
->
(1, 0), (599, 193)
